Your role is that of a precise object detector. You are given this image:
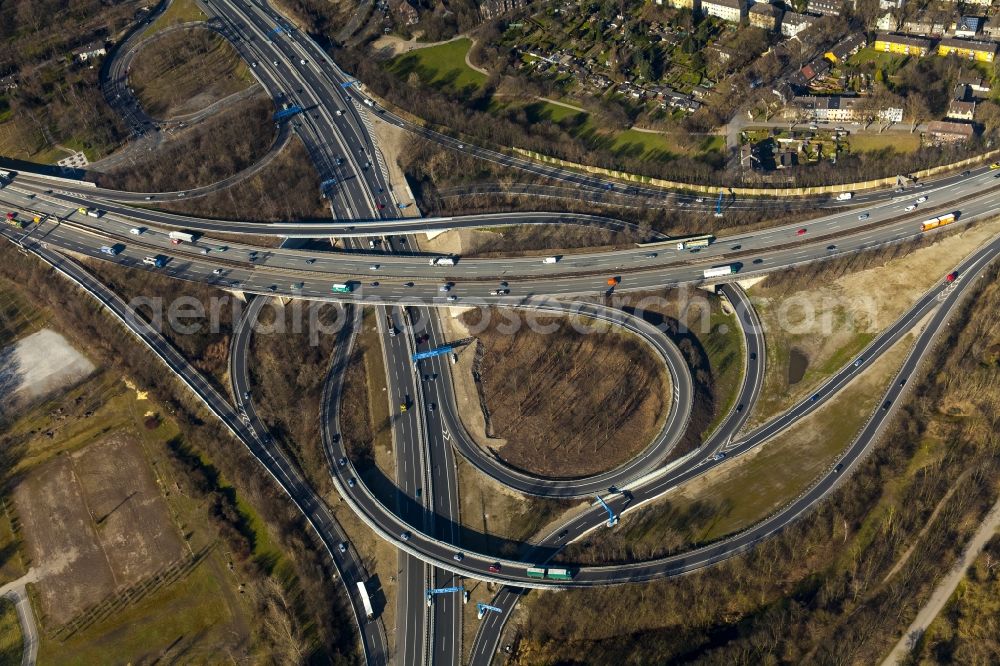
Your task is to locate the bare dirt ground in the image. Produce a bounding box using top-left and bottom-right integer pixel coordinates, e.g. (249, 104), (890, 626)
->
(11, 433), (185, 626)
(748, 220), (1000, 426)
(452, 308), (670, 478)
(369, 33), (453, 59)
(0, 329), (94, 414)
(368, 114), (423, 218)
(131, 29), (254, 119)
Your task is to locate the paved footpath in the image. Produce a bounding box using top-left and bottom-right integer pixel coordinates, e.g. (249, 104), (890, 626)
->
(881, 497), (1000, 665)
(1, 570), (41, 666)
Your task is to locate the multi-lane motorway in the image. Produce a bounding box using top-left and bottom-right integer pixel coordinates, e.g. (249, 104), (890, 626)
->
(4, 0), (1000, 663)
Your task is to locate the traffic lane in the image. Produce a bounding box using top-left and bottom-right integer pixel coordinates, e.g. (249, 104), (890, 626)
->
(22, 240), (393, 664)
(425, 299), (695, 497)
(9, 206), (992, 313)
(18, 182), (1000, 288)
(0, 188), (913, 286)
(34, 231), (988, 589)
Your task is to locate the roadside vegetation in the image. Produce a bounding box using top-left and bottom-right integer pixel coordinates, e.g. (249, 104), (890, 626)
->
(130, 28), (255, 119)
(0, 244), (360, 662)
(458, 309), (670, 478)
(0, 0), (140, 161)
(399, 136), (819, 245)
(748, 219), (1000, 426)
(146, 0), (207, 35)
(916, 535), (1000, 663)
(248, 298), (346, 496)
(510, 258), (1000, 666)
(341, 309), (395, 502)
(161, 137), (332, 221)
(559, 329), (912, 565)
(82, 258), (235, 394)
(94, 94), (277, 192)
(0, 598), (21, 665)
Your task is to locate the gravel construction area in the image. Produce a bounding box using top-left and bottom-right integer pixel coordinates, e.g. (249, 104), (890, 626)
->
(0, 329), (94, 414)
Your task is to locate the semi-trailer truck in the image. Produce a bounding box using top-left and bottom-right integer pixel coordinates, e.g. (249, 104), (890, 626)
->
(357, 581), (374, 621)
(920, 212), (956, 232)
(676, 235), (714, 250)
(703, 265), (735, 279)
(168, 230), (196, 243)
(429, 256), (456, 266)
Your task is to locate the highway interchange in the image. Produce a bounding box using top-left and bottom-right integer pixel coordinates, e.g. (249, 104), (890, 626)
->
(2, 0), (1000, 663)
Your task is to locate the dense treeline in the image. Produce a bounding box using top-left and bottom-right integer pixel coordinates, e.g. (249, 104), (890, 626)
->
(0, 243), (360, 664)
(95, 95), (277, 192)
(399, 136), (816, 237)
(249, 299), (344, 496)
(0, 0), (141, 158)
(161, 137), (332, 221)
(512, 260), (1000, 665)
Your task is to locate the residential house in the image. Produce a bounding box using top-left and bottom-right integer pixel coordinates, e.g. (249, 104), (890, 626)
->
(788, 57), (830, 89)
(825, 33), (868, 63)
(793, 95), (904, 124)
(938, 37), (997, 62)
(75, 46), (107, 62)
(667, 0), (701, 10)
(954, 16), (983, 38)
(748, 2), (782, 31)
(947, 100), (976, 120)
(902, 19), (934, 35)
(781, 11), (818, 37)
(691, 84), (712, 99)
(807, 0), (847, 16)
(876, 13), (898, 31)
(984, 17), (1000, 40)
(873, 32), (932, 56)
(879, 0), (904, 8)
(926, 120), (975, 143)
(957, 74), (991, 95)
(702, 0), (746, 23)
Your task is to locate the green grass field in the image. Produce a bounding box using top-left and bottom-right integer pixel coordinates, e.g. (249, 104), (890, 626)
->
(849, 132), (921, 154)
(0, 599), (23, 666)
(147, 0), (208, 35)
(388, 38), (487, 94)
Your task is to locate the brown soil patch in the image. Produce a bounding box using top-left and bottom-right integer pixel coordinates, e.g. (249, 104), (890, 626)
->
(459, 308), (670, 478)
(11, 433), (185, 625)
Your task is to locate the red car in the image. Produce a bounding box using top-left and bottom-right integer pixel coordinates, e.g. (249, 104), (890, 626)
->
(946, 271), (958, 282)
(488, 563), (501, 573)
(4, 212), (14, 221)
(376, 203), (385, 210)
(797, 228), (807, 235)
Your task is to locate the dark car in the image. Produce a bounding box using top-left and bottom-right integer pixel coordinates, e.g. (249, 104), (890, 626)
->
(556, 529), (569, 540)
(752, 258), (764, 264)
(338, 457), (347, 467)
(749, 352), (757, 361)
(882, 400), (892, 411)
(735, 403), (744, 413)
(834, 463), (844, 473)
